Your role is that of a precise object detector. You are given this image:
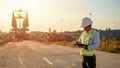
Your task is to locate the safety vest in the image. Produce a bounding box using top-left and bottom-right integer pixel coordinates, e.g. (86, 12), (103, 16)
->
(80, 29), (97, 56)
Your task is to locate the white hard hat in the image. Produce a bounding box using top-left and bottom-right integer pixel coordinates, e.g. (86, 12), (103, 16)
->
(81, 17), (92, 28)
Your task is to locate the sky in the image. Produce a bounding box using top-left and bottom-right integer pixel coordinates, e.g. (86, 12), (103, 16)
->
(0, 0), (120, 32)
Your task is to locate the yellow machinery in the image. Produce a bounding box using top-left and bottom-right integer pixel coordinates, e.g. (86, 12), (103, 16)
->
(11, 9), (29, 41)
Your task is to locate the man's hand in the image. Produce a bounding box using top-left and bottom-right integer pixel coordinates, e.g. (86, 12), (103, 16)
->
(74, 40), (88, 49)
(78, 45), (87, 49)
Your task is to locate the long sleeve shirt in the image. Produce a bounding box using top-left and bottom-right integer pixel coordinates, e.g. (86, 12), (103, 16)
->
(79, 29), (100, 50)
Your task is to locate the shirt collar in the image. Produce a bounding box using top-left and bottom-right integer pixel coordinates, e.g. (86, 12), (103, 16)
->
(86, 28), (93, 34)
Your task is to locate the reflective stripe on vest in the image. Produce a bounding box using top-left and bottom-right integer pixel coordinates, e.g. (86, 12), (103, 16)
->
(80, 29), (97, 56)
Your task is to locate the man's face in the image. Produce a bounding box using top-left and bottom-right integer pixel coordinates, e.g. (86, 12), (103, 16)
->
(83, 25), (91, 32)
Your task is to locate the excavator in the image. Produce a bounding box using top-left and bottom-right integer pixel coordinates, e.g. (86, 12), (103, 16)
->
(11, 9), (29, 41)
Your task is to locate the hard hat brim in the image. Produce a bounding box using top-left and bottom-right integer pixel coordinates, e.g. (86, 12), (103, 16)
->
(81, 25), (87, 28)
(81, 24), (92, 28)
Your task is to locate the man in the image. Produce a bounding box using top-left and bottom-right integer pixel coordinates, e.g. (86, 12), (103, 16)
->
(76, 17), (100, 68)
